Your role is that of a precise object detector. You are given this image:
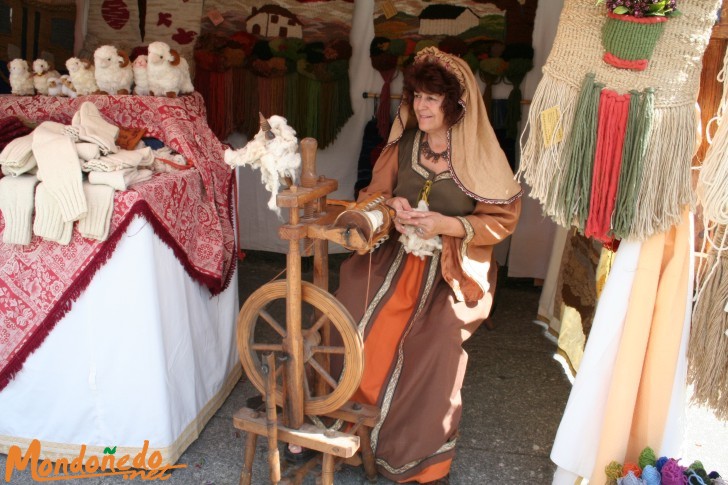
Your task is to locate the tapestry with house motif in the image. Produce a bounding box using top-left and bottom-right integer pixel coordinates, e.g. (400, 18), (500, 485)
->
(194, 0), (354, 147)
(370, 0), (537, 147)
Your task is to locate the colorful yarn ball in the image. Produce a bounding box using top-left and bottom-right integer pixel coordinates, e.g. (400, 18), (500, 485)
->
(656, 457), (669, 472)
(685, 470), (707, 485)
(606, 460), (624, 480)
(641, 465), (661, 485)
(618, 471), (644, 485)
(661, 458), (686, 485)
(709, 471), (722, 479)
(623, 462), (643, 478)
(639, 447), (658, 469)
(688, 460), (705, 471)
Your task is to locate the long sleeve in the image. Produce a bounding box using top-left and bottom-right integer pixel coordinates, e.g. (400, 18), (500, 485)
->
(440, 198), (522, 302)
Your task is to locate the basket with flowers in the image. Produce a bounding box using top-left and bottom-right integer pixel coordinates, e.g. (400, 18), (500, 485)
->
(598, 0), (680, 71)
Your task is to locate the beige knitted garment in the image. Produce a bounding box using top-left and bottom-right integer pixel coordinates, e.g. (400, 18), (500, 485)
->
(519, 0), (718, 241)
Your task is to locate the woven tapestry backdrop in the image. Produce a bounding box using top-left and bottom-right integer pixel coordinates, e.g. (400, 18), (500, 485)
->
(194, 0), (355, 147)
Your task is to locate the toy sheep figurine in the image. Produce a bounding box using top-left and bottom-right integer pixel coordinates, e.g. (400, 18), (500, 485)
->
(66, 57), (98, 96)
(47, 77), (64, 96)
(93, 45), (134, 95)
(147, 41), (194, 98)
(8, 59), (35, 95)
(32, 59), (60, 95)
(132, 55), (150, 95)
(61, 75), (78, 98)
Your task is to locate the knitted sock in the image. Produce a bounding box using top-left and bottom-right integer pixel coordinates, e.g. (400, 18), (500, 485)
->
(83, 149), (150, 172)
(0, 132), (34, 168)
(69, 102), (119, 155)
(77, 182), (115, 241)
(0, 174), (39, 245)
(88, 168), (153, 190)
(32, 121), (87, 222)
(33, 182), (73, 245)
(75, 142), (101, 161)
(1, 153), (37, 176)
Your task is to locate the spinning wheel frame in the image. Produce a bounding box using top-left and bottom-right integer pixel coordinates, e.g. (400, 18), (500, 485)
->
(237, 280), (364, 417)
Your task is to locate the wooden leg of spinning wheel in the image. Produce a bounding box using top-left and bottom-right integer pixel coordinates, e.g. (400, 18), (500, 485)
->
(239, 433), (258, 485)
(264, 353), (281, 484)
(321, 453), (335, 485)
(357, 426), (378, 482)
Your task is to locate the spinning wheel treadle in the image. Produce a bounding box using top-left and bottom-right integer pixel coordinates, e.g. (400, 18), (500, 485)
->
(237, 280), (364, 417)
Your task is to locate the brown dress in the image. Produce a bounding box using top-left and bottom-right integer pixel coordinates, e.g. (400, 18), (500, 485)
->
(335, 129), (521, 483)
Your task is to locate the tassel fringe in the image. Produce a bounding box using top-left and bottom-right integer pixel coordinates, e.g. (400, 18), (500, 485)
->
(689, 224), (728, 419)
(519, 71), (697, 241)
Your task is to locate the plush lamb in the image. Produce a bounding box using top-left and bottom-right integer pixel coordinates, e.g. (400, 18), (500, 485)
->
(8, 59), (35, 95)
(93, 45), (134, 95)
(61, 75), (78, 98)
(132, 55), (150, 95)
(32, 59), (60, 95)
(146, 41), (194, 98)
(47, 77), (64, 96)
(66, 57), (98, 96)
(224, 114), (300, 215)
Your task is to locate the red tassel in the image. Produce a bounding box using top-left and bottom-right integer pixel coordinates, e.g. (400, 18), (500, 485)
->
(585, 89), (630, 244)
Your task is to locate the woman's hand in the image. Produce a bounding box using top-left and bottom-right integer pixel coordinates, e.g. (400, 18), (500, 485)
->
(387, 197), (414, 234)
(400, 210), (466, 239)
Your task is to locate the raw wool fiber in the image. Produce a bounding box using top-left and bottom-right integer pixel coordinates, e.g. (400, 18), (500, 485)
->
(398, 200), (442, 259)
(196, 0), (354, 148)
(519, 0), (718, 242)
(223, 115), (300, 216)
(690, 224), (728, 420)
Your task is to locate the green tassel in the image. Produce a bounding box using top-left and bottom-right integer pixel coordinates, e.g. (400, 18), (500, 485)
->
(558, 73), (603, 230)
(611, 87), (654, 240)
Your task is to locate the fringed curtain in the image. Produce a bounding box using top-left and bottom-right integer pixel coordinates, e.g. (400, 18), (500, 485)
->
(193, 1), (354, 147)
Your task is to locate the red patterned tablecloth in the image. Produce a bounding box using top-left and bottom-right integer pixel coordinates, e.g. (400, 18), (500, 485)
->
(0, 93), (236, 391)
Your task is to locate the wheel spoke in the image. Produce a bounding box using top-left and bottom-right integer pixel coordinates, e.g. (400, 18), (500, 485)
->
(251, 343), (284, 352)
(259, 309), (286, 337)
(303, 370), (312, 399)
(310, 345), (345, 355)
(303, 314), (329, 339)
(307, 358), (338, 389)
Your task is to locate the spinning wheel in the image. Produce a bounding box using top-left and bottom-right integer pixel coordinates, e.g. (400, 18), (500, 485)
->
(236, 280), (363, 416)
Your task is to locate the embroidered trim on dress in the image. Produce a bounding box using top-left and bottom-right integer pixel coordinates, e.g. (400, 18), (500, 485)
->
(372, 252), (448, 474)
(357, 247), (406, 336)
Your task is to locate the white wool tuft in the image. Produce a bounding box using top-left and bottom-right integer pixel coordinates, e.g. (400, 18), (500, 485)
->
(224, 115), (301, 215)
(398, 200), (442, 258)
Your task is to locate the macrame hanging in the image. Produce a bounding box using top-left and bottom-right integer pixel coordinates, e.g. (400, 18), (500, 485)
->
(370, 0), (537, 142)
(690, 46), (728, 420)
(194, 1), (354, 148)
(519, 0), (718, 243)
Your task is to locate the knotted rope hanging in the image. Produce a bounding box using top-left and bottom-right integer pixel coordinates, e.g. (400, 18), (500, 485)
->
(689, 46), (728, 419)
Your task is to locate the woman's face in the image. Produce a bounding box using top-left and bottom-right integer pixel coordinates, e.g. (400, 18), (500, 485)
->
(413, 91), (446, 135)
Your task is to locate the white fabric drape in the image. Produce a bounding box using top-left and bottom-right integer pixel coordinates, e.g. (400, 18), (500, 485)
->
(0, 216), (240, 464)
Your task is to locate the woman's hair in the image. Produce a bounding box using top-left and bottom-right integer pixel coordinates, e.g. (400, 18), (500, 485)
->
(402, 59), (464, 127)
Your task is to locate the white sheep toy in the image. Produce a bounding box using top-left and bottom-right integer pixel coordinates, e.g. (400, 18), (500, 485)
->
(93, 45), (134, 95)
(66, 57), (98, 96)
(47, 76), (64, 96)
(32, 59), (60, 95)
(146, 41), (194, 98)
(224, 114), (300, 215)
(61, 75), (78, 98)
(8, 59), (35, 95)
(132, 55), (149, 95)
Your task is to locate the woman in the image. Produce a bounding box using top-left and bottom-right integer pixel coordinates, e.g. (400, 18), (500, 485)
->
(335, 47), (522, 483)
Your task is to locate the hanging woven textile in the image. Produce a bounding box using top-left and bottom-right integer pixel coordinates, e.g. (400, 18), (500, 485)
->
(690, 46), (728, 420)
(194, 0), (354, 147)
(519, 0), (718, 243)
(370, 0), (537, 140)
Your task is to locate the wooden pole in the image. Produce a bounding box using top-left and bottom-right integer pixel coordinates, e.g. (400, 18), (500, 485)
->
(264, 353), (281, 484)
(239, 433), (258, 485)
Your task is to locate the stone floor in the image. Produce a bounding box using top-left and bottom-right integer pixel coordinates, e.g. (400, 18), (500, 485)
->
(0, 250), (572, 484)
